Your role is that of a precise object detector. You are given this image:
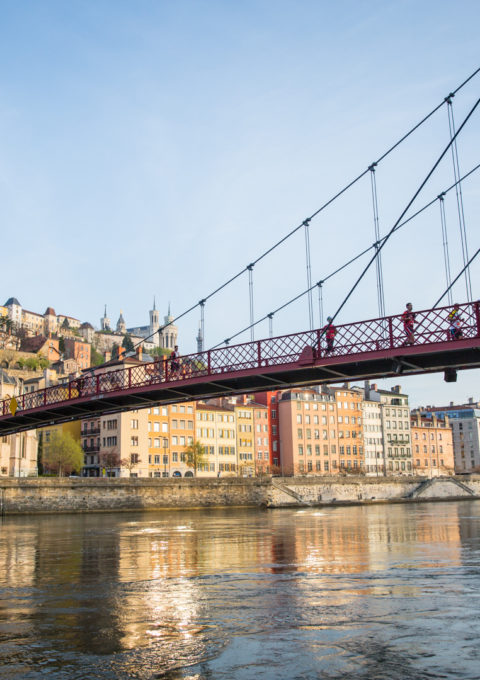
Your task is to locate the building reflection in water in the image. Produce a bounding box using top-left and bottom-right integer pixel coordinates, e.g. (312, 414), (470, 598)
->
(0, 503), (471, 679)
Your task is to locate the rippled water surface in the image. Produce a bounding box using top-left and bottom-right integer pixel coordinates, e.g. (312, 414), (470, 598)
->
(1, 501), (480, 679)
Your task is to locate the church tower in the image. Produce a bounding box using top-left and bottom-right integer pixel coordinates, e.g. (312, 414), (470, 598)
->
(149, 297), (160, 346)
(100, 305), (111, 331)
(116, 310), (126, 334)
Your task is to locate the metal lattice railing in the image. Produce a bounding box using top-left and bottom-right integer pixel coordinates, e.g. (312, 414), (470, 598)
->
(1, 301), (479, 418)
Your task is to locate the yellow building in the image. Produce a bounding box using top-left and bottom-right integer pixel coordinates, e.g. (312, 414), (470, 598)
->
(196, 403), (237, 476)
(235, 400), (255, 476)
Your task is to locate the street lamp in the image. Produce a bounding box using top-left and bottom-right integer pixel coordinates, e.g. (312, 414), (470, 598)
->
(163, 438), (169, 478)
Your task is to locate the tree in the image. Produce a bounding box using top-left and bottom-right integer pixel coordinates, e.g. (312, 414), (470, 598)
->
(43, 431), (84, 477)
(183, 441), (207, 477)
(122, 334), (134, 353)
(90, 346), (104, 366)
(121, 454), (139, 477)
(59, 337), (66, 354)
(99, 450), (121, 476)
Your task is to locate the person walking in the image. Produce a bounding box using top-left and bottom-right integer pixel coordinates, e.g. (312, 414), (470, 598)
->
(322, 316), (337, 354)
(170, 345), (180, 377)
(447, 303), (463, 340)
(401, 302), (415, 346)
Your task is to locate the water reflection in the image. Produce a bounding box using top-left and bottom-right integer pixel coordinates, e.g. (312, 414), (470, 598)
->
(0, 502), (479, 678)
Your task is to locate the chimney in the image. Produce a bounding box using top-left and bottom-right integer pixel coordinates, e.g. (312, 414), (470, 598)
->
(371, 383), (377, 392)
(469, 397), (473, 404)
(450, 401), (454, 407)
(136, 346), (143, 361)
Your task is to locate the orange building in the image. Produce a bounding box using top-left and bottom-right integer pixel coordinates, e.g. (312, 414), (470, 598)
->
(252, 401), (270, 474)
(331, 386), (364, 473)
(63, 338), (91, 371)
(278, 388), (339, 475)
(411, 413), (454, 476)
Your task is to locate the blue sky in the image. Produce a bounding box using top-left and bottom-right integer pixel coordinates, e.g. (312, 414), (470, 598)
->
(0, 0), (479, 407)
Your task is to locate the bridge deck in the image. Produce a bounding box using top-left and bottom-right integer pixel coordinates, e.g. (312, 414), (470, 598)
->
(1, 301), (479, 434)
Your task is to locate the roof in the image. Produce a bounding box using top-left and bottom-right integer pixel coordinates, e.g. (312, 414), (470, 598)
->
(23, 309), (43, 318)
(4, 297), (20, 306)
(80, 322), (94, 329)
(44, 307), (56, 316)
(20, 335), (58, 353)
(197, 403), (234, 412)
(0, 368), (17, 385)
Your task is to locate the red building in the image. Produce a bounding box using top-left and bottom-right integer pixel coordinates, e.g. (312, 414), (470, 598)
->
(255, 391), (281, 471)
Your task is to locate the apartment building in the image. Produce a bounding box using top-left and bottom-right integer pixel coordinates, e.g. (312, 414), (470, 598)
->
(235, 400), (255, 476)
(361, 396), (384, 476)
(331, 386), (363, 473)
(365, 383), (413, 475)
(0, 369), (37, 477)
(147, 402), (196, 477)
(410, 413), (454, 476)
(196, 403), (237, 476)
(278, 388), (339, 475)
(252, 401), (270, 474)
(418, 400), (480, 473)
(255, 390), (281, 469)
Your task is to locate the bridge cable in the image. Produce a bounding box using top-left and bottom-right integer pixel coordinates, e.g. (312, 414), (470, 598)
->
(324, 95), (480, 334)
(130, 67), (480, 353)
(94, 68), (480, 367)
(210, 157), (480, 349)
(369, 164), (386, 320)
(433, 246), (480, 308)
(304, 219), (314, 329)
(438, 194), (453, 306)
(247, 264), (255, 342)
(446, 95), (473, 301)
(317, 281), (324, 329)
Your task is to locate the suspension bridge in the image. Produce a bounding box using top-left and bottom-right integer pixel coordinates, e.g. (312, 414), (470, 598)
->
(0, 69), (479, 435)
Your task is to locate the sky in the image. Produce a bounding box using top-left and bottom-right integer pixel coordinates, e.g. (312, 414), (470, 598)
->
(0, 0), (479, 408)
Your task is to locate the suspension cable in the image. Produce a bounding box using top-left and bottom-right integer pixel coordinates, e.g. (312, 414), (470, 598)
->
(211, 155), (480, 349)
(132, 66), (480, 353)
(446, 96), (473, 300)
(369, 164), (386, 318)
(90, 68), (480, 369)
(325, 96), (480, 331)
(248, 264), (255, 342)
(438, 194), (453, 305)
(433, 247), (480, 308)
(304, 219), (314, 329)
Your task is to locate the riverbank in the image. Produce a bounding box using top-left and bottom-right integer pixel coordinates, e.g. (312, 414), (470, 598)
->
(1, 475), (479, 514)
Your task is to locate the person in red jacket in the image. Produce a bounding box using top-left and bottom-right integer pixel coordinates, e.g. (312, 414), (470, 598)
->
(323, 316), (337, 353)
(401, 302), (415, 346)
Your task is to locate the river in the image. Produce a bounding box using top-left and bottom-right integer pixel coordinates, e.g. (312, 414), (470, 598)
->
(0, 501), (479, 679)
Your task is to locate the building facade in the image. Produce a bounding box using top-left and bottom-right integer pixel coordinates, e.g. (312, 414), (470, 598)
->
(410, 413), (454, 476)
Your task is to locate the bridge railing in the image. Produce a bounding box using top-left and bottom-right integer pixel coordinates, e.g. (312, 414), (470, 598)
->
(1, 301), (479, 418)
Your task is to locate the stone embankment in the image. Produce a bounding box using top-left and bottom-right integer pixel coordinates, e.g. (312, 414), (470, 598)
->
(0, 475), (479, 515)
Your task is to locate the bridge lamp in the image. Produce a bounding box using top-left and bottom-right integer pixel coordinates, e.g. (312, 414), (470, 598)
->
(444, 368), (457, 383)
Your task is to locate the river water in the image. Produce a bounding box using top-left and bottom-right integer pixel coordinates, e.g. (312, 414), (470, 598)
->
(1, 501), (480, 680)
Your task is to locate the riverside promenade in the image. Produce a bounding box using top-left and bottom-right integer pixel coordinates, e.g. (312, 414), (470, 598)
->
(0, 475), (479, 514)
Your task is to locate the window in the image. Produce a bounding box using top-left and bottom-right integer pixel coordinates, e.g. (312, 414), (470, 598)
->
(130, 436), (138, 447)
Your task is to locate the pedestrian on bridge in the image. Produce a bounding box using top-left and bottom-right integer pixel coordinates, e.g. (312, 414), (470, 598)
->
(401, 302), (415, 346)
(170, 345), (180, 377)
(322, 316), (337, 354)
(448, 304), (463, 340)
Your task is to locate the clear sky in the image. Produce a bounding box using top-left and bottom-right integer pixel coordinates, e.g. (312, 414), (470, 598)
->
(0, 0), (479, 408)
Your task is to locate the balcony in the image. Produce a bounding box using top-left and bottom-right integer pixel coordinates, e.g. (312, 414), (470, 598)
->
(83, 445), (100, 453)
(82, 427), (100, 436)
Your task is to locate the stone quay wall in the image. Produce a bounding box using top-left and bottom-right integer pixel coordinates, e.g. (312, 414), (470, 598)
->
(0, 476), (479, 515)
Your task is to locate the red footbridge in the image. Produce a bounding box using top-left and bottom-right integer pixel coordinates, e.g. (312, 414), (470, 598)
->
(1, 301), (479, 435)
